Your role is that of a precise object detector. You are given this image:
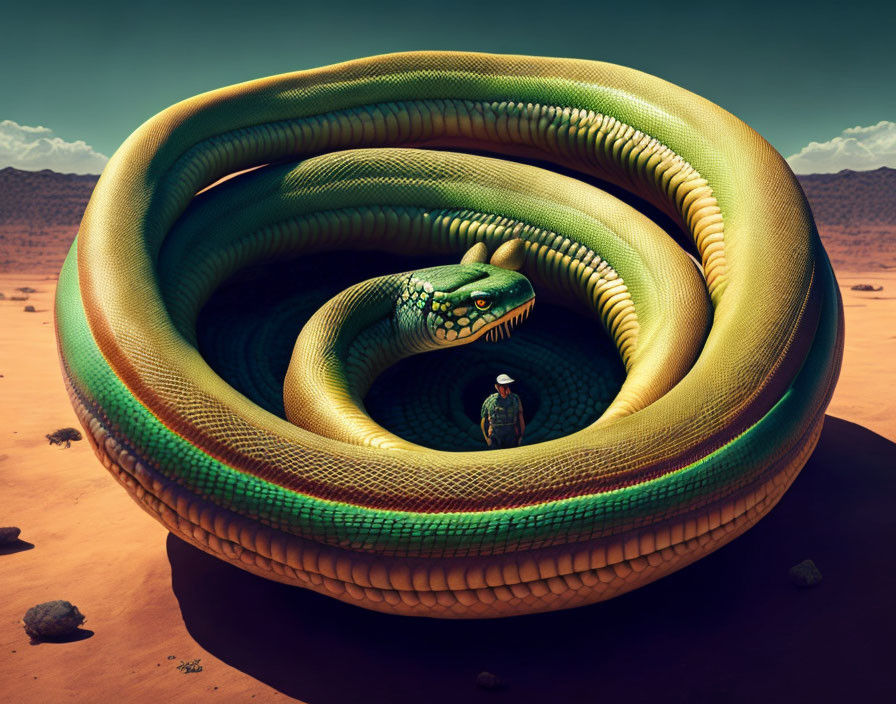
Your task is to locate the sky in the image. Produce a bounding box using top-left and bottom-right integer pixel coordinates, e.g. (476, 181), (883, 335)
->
(1, 0), (894, 174)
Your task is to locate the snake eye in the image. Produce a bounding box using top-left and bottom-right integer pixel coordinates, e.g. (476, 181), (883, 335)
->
(472, 293), (493, 311)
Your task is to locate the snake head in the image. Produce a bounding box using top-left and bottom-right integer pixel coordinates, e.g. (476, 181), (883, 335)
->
(398, 240), (535, 347)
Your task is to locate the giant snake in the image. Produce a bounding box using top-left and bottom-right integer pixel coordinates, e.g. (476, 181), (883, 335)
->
(55, 52), (843, 618)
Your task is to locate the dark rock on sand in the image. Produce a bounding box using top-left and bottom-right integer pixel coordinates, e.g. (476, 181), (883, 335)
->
(0, 526), (22, 544)
(46, 427), (82, 448)
(850, 284), (883, 291)
(23, 305), (35, 312)
(790, 559), (823, 587)
(22, 600), (86, 640)
(476, 671), (503, 690)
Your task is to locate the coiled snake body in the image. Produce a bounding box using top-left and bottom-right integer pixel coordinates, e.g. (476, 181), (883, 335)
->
(55, 52), (843, 618)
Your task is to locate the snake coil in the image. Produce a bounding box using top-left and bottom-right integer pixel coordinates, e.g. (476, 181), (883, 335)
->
(56, 52), (843, 618)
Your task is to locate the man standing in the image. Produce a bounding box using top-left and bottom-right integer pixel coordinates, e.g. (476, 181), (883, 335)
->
(481, 373), (525, 449)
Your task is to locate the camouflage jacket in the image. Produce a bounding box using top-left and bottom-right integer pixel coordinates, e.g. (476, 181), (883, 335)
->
(481, 392), (522, 431)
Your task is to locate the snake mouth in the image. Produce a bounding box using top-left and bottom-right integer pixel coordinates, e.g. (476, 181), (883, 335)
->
(479, 298), (535, 343)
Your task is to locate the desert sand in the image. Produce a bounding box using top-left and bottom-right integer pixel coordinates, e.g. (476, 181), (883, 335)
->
(2, 269), (895, 703)
(1, 166), (895, 702)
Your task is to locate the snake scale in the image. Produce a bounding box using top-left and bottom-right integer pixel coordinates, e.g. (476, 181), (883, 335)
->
(55, 52), (843, 618)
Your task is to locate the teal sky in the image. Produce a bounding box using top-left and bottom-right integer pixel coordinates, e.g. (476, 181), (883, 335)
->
(2, 0), (894, 172)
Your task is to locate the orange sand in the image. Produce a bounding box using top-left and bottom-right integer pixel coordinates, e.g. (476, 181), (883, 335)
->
(1, 265), (894, 703)
(824, 270), (896, 441)
(0, 274), (283, 703)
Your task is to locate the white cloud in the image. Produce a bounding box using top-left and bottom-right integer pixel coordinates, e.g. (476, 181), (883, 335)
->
(787, 120), (896, 174)
(0, 119), (108, 174)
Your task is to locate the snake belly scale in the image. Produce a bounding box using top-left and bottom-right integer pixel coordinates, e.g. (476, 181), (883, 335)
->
(55, 52), (843, 618)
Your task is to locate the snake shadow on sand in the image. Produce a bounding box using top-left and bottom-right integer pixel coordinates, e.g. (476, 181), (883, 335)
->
(168, 415), (896, 703)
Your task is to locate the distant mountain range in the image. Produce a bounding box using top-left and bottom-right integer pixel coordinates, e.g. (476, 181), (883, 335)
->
(1, 165), (894, 274)
(0, 167), (99, 228)
(797, 167), (895, 227)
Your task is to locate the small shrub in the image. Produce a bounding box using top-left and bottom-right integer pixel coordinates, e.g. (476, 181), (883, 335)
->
(176, 659), (203, 674)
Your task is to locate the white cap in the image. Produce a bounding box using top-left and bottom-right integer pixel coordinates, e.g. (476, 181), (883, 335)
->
(496, 373), (515, 385)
